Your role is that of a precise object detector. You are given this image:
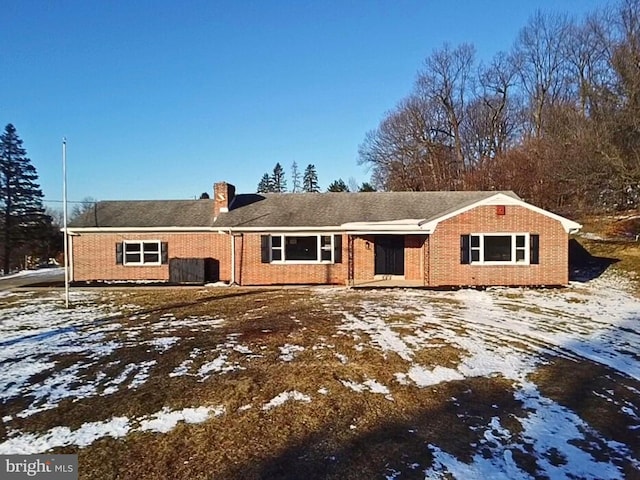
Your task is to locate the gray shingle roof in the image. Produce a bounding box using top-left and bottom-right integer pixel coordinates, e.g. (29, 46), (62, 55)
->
(68, 200), (216, 228)
(213, 191), (520, 228)
(68, 191), (520, 229)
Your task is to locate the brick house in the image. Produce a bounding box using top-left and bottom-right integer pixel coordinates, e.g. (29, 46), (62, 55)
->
(67, 182), (581, 287)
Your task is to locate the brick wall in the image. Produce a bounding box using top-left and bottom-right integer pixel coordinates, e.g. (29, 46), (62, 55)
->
(352, 236), (375, 281)
(237, 233), (348, 285)
(428, 205), (569, 286)
(405, 235), (427, 281)
(72, 232), (231, 282)
(72, 205), (569, 287)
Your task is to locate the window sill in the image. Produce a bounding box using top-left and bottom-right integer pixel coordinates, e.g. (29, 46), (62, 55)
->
(469, 262), (531, 266)
(122, 263), (163, 267)
(270, 261), (334, 265)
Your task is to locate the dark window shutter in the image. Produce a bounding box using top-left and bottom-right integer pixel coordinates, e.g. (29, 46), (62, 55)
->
(334, 234), (342, 263)
(116, 242), (123, 265)
(260, 235), (270, 263)
(161, 242), (169, 264)
(530, 234), (540, 264)
(460, 235), (470, 264)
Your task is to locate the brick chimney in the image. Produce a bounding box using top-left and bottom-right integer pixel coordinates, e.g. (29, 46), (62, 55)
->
(214, 182), (236, 218)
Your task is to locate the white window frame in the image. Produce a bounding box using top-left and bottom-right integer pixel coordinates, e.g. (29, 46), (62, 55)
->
(270, 234), (334, 264)
(123, 240), (162, 266)
(469, 233), (530, 265)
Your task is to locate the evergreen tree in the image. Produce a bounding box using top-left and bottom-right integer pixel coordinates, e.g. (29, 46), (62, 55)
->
(0, 124), (47, 273)
(257, 173), (272, 193)
(199, 192), (210, 199)
(359, 182), (376, 192)
(270, 162), (287, 193)
(302, 164), (320, 192)
(327, 178), (350, 192)
(291, 161), (301, 193)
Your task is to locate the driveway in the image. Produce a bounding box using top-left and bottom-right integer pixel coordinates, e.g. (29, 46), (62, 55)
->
(0, 267), (65, 290)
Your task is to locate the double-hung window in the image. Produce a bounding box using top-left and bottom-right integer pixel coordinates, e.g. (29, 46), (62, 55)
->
(122, 241), (162, 265)
(261, 234), (342, 264)
(461, 233), (538, 265)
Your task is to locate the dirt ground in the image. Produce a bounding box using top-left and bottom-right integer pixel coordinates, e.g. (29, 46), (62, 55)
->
(1, 266), (639, 479)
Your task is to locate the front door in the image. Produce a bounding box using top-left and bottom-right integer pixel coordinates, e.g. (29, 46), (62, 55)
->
(374, 235), (405, 276)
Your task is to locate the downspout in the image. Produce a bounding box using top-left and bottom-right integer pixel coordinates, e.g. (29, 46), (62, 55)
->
(229, 228), (236, 286)
(68, 234), (74, 282)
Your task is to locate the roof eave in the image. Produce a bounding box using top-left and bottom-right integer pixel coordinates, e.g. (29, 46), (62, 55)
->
(422, 192), (583, 234)
(66, 226), (217, 233)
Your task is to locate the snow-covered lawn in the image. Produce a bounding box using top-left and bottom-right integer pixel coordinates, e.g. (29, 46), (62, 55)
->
(0, 274), (639, 479)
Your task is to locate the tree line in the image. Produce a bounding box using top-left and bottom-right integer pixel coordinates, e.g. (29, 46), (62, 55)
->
(358, 0), (640, 214)
(256, 162), (375, 193)
(0, 124), (61, 274)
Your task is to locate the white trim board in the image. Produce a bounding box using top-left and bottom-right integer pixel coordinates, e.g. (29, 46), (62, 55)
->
(419, 193), (582, 234)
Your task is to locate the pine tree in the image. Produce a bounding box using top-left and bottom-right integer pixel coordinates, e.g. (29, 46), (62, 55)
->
(327, 178), (349, 192)
(0, 124), (47, 273)
(291, 161), (301, 193)
(302, 164), (320, 193)
(257, 173), (272, 193)
(359, 182), (376, 192)
(270, 163), (287, 193)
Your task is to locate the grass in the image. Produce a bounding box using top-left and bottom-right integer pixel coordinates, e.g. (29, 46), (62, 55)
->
(575, 210), (640, 288)
(1, 287), (533, 479)
(3, 232), (640, 479)
(530, 358), (640, 478)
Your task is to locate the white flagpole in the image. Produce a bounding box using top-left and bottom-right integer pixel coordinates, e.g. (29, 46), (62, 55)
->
(62, 138), (70, 308)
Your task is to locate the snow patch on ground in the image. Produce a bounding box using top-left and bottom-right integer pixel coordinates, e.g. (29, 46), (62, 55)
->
(278, 343), (304, 361)
(339, 312), (413, 361)
(139, 406), (224, 433)
(332, 273), (640, 478)
(402, 365), (465, 387)
(197, 354), (239, 379)
(0, 405), (224, 454)
(262, 391), (312, 411)
(341, 378), (392, 399)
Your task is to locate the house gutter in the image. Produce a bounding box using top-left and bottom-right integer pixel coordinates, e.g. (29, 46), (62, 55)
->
(66, 226), (216, 233)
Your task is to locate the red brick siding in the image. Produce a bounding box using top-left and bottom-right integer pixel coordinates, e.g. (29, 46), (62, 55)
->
(72, 232), (230, 282)
(72, 204), (569, 287)
(428, 205), (568, 286)
(423, 235), (430, 286)
(237, 233), (348, 285)
(405, 235), (427, 281)
(352, 236), (375, 281)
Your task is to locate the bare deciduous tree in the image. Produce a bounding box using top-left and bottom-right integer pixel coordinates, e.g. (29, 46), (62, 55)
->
(514, 11), (574, 137)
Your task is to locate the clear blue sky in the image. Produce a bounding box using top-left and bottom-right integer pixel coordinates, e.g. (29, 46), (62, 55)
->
(0, 0), (606, 207)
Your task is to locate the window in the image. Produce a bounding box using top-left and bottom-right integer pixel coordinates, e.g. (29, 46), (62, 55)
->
(484, 235), (512, 262)
(461, 234), (534, 265)
(285, 236), (318, 261)
(271, 235), (283, 261)
(321, 235), (332, 261)
(261, 234), (342, 263)
(123, 241), (162, 265)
